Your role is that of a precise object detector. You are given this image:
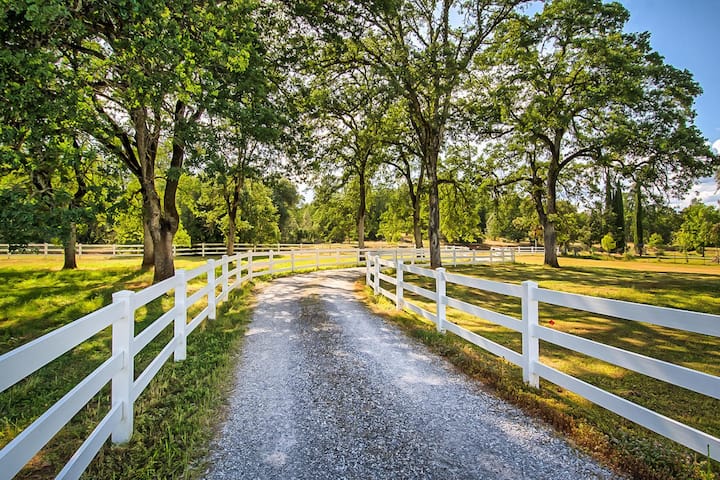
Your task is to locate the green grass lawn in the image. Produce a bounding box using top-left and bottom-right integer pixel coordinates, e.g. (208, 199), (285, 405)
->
(0, 256), (253, 479)
(370, 258), (720, 480)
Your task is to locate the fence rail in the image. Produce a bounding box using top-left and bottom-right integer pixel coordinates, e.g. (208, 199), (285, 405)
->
(1, 243), (524, 259)
(0, 242), (364, 257)
(366, 256), (720, 462)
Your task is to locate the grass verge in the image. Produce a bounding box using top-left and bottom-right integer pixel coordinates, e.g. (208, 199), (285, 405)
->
(0, 257), (253, 479)
(360, 260), (719, 480)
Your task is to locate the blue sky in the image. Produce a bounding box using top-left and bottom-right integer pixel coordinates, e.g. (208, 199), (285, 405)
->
(620, 0), (720, 206)
(621, 0), (719, 149)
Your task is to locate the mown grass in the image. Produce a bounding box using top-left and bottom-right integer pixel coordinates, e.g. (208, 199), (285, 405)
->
(366, 259), (720, 480)
(0, 256), (253, 479)
(517, 253), (720, 276)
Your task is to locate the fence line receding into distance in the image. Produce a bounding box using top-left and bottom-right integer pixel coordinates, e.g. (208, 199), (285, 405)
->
(0, 247), (507, 479)
(366, 255), (720, 463)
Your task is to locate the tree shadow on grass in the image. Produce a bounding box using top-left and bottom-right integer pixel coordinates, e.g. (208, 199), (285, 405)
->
(0, 267), (154, 353)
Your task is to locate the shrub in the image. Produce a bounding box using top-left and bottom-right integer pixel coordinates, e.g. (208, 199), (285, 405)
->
(601, 233), (616, 256)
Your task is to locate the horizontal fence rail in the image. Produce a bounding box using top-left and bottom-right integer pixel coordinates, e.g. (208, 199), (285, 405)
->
(1, 243), (521, 260)
(365, 255), (720, 462)
(0, 246), (507, 478)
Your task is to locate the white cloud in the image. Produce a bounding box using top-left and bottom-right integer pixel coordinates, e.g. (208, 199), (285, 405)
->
(675, 177), (719, 209)
(713, 138), (720, 154)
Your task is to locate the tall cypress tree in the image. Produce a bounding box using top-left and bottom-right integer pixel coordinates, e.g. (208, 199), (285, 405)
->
(613, 184), (626, 252)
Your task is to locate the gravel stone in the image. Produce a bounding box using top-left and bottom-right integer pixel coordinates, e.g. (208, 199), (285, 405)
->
(202, 269), (621, 480)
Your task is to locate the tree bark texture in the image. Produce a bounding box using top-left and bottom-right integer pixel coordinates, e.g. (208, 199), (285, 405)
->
(426, 143), (442, 269)
(142, 219), (155, 269)
(357, 168), (367, 250)
(529, 148), (560, 268)
(413, 205), (423, 249)
(225, 172), (244, 256)
(63, 223), (78, 270)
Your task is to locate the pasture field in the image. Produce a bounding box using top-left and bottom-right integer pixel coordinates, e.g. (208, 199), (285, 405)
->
(366, 255), (720, 480)
(0, 256), (253, 479)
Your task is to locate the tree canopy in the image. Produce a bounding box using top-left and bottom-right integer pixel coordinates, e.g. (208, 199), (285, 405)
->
(1, 0), (717, 276)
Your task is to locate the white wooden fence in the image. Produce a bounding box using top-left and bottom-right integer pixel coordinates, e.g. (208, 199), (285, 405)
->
(0, 247), (510, 479)
(0, 242), (529, 259)
(0, 242), (361, 257)
(366, 255), (720, 462)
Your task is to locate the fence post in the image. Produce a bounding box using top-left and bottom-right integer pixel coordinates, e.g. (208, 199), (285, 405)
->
(111, 290), (135, 443)
(234, 255), (241, 288)
(269, 250), (274, 275)
(291, 251), (295, 272)
(248, 254), (254, 280)
(396, 260), (404, 310)
(521, 280), (540, 388)
(511, 248), (515, 263)
(452, 248), (457, 267)
(373, 256), (380, 295)
(201, 243), (206, 257)
(174, 271), (187, 361)
(366, 255), (372, 286)
(43, 243), (48, 256)
(221, 255), (229, 302)
(208, 259), (217, 320)
(78, 243), (83, 256)
(435, 268), (447, 333)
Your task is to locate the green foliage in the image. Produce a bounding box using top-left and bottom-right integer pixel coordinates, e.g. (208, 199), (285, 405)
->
(310, 181), (359, 243)
(269, 177), (302, 243)
(237, 181), (281, 244)
(601, 233), (616, 255)
(439, 184), (484, 243)
(648, 233), (665, 249)
(378, 188), (414, 242)
(486, 192), (531, 242)
(611, 183), (627, 252)
(0, 186), (48, 245)
(677, 201), (720, 255)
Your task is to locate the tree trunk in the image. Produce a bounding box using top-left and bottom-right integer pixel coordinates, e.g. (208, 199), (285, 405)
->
(357, 169), (366, 250)
(226, 215), (236, 256)
(543, 220), (560, 268)
(63, 223), (78, 270)
(412, 202), (423, 248)
(226, 169), (244, 256)
(633, 181), (643, 256)
(531, 146), (561, 269)
(154, 227), (175, 282)
(358, 214), (366, 249)
(423, 132), (442, 268)
(140, 159), (178, 283)
(146, 211), (177, 283)
(142, 217), (155, 269)
(148, 100), (192, 282)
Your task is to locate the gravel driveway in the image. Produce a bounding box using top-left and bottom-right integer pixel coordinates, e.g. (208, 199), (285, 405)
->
(202, 269), (619, 480)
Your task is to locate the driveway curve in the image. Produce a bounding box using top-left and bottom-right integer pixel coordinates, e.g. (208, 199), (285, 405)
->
(202, 269), (619, 480)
